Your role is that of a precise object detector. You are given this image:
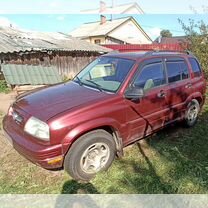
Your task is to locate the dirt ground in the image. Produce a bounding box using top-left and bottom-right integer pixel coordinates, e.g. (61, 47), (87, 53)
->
(0, 92), (16, 114)
(0, 93), (16, 159)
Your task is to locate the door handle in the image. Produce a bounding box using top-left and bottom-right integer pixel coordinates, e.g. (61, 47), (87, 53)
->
(157, 90), (166, 98)
(185, 83), (192, 89)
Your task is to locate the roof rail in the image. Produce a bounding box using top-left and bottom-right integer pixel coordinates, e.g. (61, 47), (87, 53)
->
(184, 50), (194, 56)
(143, 50), (155, 56)
(144, 50), (194, 57)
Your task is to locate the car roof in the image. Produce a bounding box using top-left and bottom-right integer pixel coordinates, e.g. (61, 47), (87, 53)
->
(103, 51), (195, 61)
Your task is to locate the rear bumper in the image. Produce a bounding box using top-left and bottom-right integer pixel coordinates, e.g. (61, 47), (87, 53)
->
(3, 116), (64, 169)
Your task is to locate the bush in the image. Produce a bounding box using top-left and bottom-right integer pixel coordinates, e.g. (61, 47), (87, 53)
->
(0, 80), (10, 93)
(62, 75), (72, 82)
(179, 19), (208, 79)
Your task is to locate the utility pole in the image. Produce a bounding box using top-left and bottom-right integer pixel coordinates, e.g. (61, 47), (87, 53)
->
(111, 0), (115, 21)
(112, 0), (115, 7)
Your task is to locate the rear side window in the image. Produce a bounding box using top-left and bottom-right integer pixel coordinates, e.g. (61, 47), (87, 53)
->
(179, 62), (189, 80)
(134, 62), (166, 90)
(166, 60), (189, 83)
(188, 58), (202, 77)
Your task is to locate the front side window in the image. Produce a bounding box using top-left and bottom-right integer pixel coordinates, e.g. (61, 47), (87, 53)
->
(74, 57), (135, 93)
(166, 60), (189, 83)
(188, 58), (202, 77)
(133, 62), (166, 91)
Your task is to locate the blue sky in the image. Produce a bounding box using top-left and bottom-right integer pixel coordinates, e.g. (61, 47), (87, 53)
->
(0, 0), (207, 13)
(1, 14), (208, 40)
(0, 0), (207, 40)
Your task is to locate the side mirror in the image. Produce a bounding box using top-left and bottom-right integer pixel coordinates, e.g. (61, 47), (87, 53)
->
(124, 86), (144, 100)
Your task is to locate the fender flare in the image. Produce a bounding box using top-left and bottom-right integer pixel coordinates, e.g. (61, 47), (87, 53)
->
(62, 117), (124, 155)
(185, 92), (203, 107)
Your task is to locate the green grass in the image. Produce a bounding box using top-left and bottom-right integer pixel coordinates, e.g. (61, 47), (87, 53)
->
(0, 95), (208, 194)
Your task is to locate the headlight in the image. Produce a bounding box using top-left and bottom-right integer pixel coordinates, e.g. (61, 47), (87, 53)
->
(24, 117), (50, 141)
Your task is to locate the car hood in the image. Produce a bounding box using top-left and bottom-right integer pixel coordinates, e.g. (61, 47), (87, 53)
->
(14, 82), (109, 121)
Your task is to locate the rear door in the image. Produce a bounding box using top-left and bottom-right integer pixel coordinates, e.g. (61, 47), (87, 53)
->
(165, 57), (192, 120)
(188, 57), (206, 98)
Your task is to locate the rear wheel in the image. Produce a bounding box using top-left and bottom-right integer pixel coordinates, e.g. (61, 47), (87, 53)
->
(184, 99), (200, 127)
(64, 130), (116, 181)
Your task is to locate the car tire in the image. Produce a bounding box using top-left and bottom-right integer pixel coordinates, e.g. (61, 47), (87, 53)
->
(184, 99), (200, 127)
(64, 129), (116, 181)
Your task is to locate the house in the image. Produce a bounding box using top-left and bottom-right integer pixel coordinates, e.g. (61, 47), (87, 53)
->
(81, 1), (144, 14)
(154, 36), (187, 45)
(0, 26), (111, 88)
(70, 16), (152, 45)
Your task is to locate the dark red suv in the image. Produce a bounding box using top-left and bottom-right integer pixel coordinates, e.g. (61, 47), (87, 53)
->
(3, 51), (206, 181)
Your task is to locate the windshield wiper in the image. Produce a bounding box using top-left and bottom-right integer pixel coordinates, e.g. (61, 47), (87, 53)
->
(85, 79), (103, 92)
(74, 76), (83, 86)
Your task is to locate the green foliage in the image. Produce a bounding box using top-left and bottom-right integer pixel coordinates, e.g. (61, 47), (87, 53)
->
(62, 75), (72, 82)
(160, 29), (172, 38)
(179, 19), (208, 79)
(0, 80), (10, 93)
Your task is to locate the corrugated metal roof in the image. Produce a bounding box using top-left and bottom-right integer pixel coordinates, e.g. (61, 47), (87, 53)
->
(0, 27), (111, 54)
(70, 17), (130, 38)
(2, 64), (62, 85)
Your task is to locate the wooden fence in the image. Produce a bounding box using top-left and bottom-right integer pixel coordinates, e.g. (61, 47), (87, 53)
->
(1, 51), (98, 78)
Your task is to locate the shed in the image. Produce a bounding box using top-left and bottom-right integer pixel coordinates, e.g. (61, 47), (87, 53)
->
(0, 26), (111, 87)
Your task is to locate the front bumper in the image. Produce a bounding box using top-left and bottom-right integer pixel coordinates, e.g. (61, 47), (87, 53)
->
(3, 115), (64, 169)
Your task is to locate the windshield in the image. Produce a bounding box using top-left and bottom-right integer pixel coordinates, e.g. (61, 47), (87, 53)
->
(73, 57), (135, 93)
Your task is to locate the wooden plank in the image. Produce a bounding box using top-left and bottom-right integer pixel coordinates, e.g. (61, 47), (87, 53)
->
(14, 85), (46, 95)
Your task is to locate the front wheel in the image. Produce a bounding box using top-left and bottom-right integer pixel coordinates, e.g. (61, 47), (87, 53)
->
(184, 99), (200, 127)
(64, 130), (116, 181)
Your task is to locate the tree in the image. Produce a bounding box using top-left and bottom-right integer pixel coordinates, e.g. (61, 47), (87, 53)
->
(179, 19), (208, 78)
(160, 30), (173, 38)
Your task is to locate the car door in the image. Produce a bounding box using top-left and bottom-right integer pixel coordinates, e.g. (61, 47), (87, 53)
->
(165, 57), (193, 120)
(124, 58), (170, 143)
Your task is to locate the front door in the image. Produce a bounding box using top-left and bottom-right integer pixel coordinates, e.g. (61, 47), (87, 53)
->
(124, 58), (170, 143)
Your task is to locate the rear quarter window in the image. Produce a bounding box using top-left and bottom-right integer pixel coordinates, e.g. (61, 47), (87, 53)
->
(188, 58), (202, 77)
